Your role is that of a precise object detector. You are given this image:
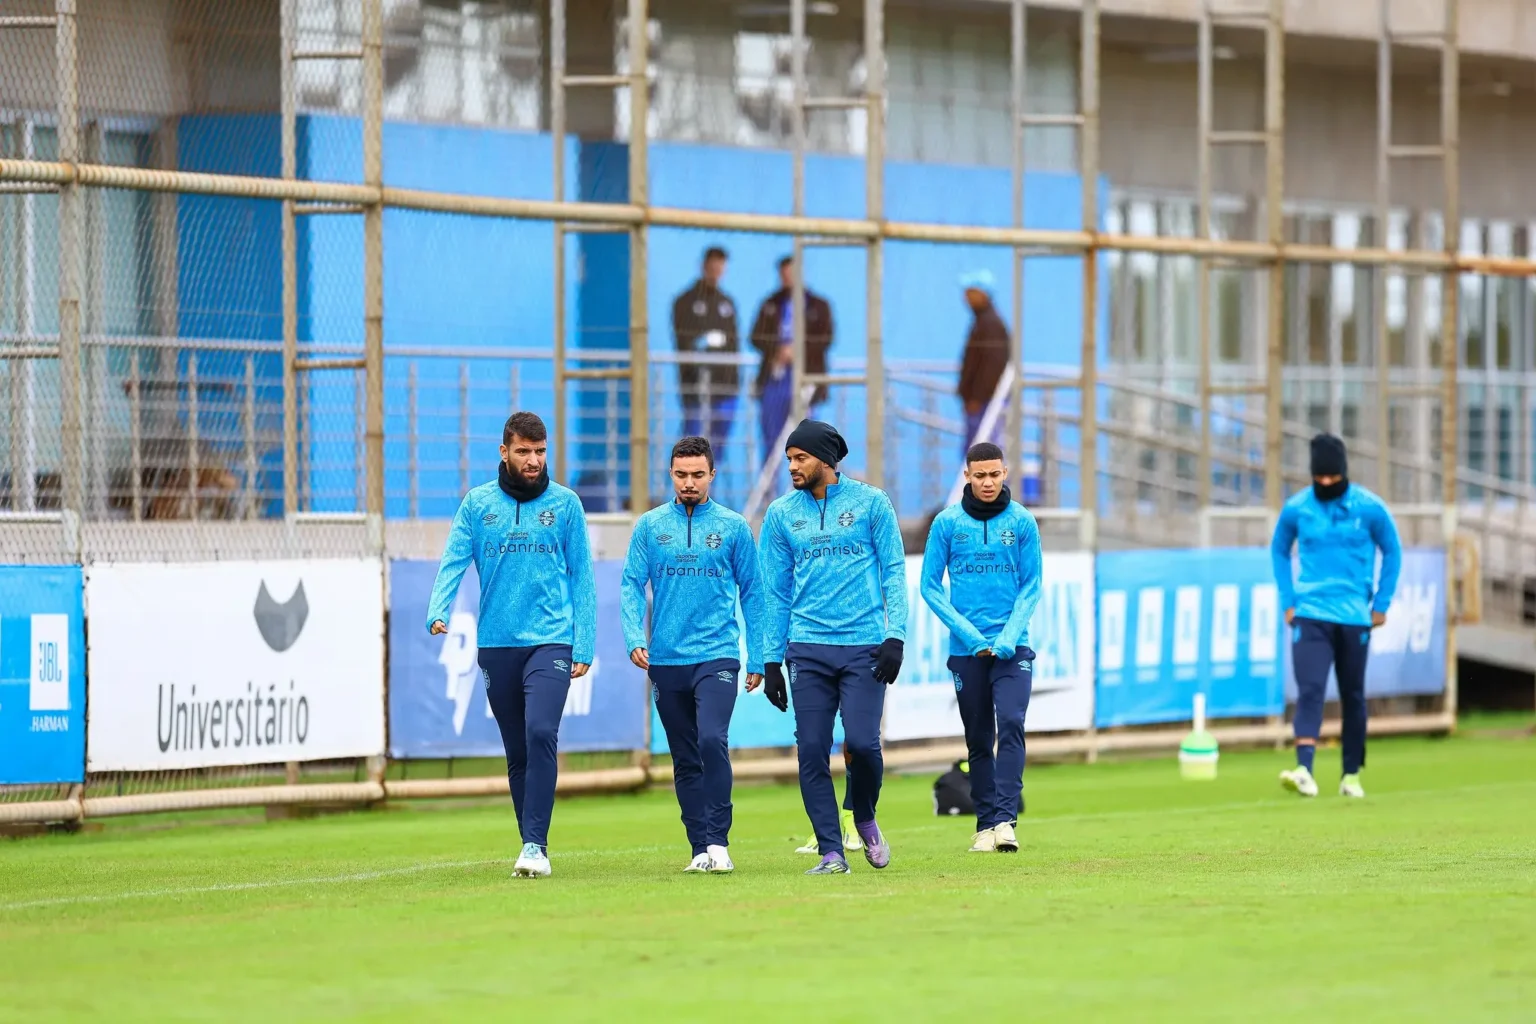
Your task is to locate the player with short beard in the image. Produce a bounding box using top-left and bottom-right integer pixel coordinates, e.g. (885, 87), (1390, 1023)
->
(759, 419), (907, 875)
(427, 412), (596, 879)
(621, 436), (765, 874)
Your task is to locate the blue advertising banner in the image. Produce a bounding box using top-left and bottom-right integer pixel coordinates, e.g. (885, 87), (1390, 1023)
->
(387, 559), (649, 757)
(1283, 547), (1447, 700)
(1095, 549), (1285, 727)
(0, 565), (86, 785)
(648, 601), (836, 754)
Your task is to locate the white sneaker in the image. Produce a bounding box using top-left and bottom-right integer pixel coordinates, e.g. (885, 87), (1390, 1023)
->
(969, 828), (997, 853)
(706, 844), (734, 873)
(1280, 766), (1319, 797)
(1339, 774), (1366, 799)
(994, 821), (1019, 853)
(794, 837), (820, 855)
(684, 852), (712, 873)
(513, 842), (552, 878)
(841, 809), (864, 852)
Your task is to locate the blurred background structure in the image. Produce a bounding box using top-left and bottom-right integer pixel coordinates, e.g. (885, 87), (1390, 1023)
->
(0, 0), (1532, 676)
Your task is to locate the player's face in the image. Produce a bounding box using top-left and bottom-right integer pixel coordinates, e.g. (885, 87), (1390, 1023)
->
(966, 459), (1007, 502)
(704, 255), (725, 285)
(671, 455), (715, 505)
(500, 434), (547, 481)
(1313, 474), (1343, 487)
(786, 447), (829, 491)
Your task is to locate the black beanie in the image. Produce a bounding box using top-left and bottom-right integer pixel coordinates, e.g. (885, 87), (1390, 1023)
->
(1310, 433), (1348, 478)
(785, 418), (849, 469)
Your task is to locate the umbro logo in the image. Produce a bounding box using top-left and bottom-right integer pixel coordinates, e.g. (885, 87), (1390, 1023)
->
(716, 670), (734, 682)
(482, 512), (497, 524)
(657, 534), (673, 544)
(538, 510), (556, 527)
(554, 659), (570, 671)
(791, 519), (808, 531)
(955, 532), (970, 542)
(837, 511), (854, 528)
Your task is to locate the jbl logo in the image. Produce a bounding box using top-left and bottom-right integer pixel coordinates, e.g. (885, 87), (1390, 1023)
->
(29, 614), (70, 712)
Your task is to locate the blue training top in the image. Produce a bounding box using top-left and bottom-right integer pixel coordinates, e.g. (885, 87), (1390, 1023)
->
(620, 498), (766, 674)
(426, 479), (597, 664)
(1270, 483), (1402, 628)
(920, 500), (1043, 660)
(759, 474), (908, 662)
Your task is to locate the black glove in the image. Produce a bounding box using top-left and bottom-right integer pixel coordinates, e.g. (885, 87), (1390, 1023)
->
(871, 638), (904, 684)
(763, 663), (789, 712)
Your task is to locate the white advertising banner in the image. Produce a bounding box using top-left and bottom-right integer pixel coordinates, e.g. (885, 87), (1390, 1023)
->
(86, 559), (386, 771)
(885, 552), (1096, 741)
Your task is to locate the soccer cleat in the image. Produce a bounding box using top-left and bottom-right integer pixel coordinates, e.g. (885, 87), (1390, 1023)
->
(1339, 774), (1366, 799)
(859, 823), (891, 870)
(1280, 766), (1319, 797)
(969, 828), (997, 853)
(684, 852), (712, 873)
(706, 845), (734, 873)
(994, 821), (1019, 853)
(805, 852), (851, 875)
(794, 836), (820, 855)
(513, 842), (552, 878)
(841, 809), (864, 852)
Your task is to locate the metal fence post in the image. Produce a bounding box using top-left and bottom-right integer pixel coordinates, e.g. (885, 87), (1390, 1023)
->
(55, 0), (84, 522)
(363, 0), (385, 541)
(627, 0), (650, 514)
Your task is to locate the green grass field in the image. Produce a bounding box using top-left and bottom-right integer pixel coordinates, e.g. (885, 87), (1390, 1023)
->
(3, 729), (1534, 1022)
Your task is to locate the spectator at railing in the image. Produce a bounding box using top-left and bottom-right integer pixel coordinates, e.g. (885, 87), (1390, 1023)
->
(670, 246), (741, 460)
(957, 269), (1010, 455)
(750, 256), (834, 462)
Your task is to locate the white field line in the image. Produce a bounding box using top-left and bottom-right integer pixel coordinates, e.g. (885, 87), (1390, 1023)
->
(3, 779), (1530, 914)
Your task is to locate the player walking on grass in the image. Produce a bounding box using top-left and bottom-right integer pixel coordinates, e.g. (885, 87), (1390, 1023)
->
(920, 442), (1042, 854)
(760, 419), (907, 875)
(1271, 433), (1401, 800)
(427, 412), (596, 879)
(622, 437), (765, 875)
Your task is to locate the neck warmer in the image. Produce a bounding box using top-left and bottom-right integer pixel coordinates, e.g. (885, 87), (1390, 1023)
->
(1312, 478), (1349, 503)
(961, 483), (1011, 522)
(499, 460), (550, 502)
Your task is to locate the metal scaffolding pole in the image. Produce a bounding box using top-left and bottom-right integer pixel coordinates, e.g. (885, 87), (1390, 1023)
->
(281, 0), (298, 515)
(627, 0), (650, 514)
(864, 0), (885, 489)
(1006, 0), (1025, 478)
(1078, 0), (1100, 549)
(1262, 0), (1286, 513)
(550, 0), (568, 478)
(1438, 0), (1460, 719)
(789, 0), (808, 427)
(362, 0), (385, 536)
(55, 0), (83, 527)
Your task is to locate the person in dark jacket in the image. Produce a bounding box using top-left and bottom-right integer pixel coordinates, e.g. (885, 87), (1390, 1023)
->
(750, 257), (834, 463)
(671, 246), (741, 459)
(957, 269), (1011, 456)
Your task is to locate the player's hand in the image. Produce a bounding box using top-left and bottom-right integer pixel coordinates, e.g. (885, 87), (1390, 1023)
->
(871, 638), (904, 685)
(1371, 611), (1387, 629)
(429, 620), (447, 635)
(630, 648), (650, 670)
(1284, 608), (1295, 626)
(571, 662), (590, 678)
(975, 647), (996, 660)
(763, 663), (789, 712)
(745, 673), (764, 692)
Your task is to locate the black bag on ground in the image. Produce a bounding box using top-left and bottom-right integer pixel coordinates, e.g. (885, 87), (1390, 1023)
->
(932, 758), (1026, 818)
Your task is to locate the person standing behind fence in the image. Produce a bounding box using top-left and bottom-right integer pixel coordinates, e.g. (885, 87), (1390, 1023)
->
(427, 411), (596, 879)
(672, 247), (741, 459)
(957, 270), (1010, 457)
(920, 441), (1041, 855)
(1271, 433), (1402, 801)
(751, 256), (834, 464)
(621, 436), (765, 875)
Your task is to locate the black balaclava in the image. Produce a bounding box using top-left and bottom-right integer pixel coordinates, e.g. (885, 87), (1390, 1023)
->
(1309, 433), (1349, 502)
(784, 418), (849, 470)
(961, 483), (1012, 522)
(499, 458), (550, 502)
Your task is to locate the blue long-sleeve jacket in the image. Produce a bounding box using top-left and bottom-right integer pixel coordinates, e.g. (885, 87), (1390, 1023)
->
(920, 500), (1043, 659)
(620, 498), (765, 674)
(426, 479), (597, 663)
(1270, 484), (1402, 628)
(759, 474), (908, 663)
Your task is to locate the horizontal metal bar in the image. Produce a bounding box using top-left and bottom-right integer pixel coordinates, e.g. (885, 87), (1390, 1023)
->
(292, 49), (363, 61)
(1019, 112), (1084, 128)
(0, 15), (57, 27)
(293, 357), (366, 371)
(1386, 385), (1442, 398)
(1208, 130), (1268, 146)
(1022, 377), (1083, 390)
(0, 345), (59, 359)
(558, 223), (631, 235)
(0, 511), (65, 524)
(800, 236), (868, 249)
(802, 96), (868, 111)
(803, 374), (866, 387)
(561, 74), (631, 88)
(1387, 145), (1445, 160)
(562, 367), (630, 381)
(1206, 10), (1271, 28)
(288, 511), (368, 524)
(292, 202), (367, 215)
(1208, 382), (1266, 396)
(0, 182), (57, 194)
(1387, 30), (1448, 46)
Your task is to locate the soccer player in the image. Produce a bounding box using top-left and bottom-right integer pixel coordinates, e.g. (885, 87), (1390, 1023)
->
(1271, 433), (1401, 799)
(760, 419), (907, 875)
(427, 412), (596, 878)
(920, 442), (1041, 854)
(621, 436), (765, 874)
